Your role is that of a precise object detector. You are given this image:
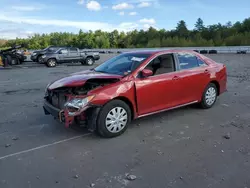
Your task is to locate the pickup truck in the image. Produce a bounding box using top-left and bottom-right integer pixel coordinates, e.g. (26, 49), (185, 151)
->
(40, 47), (100, 67)
(30, 46), (61, 63)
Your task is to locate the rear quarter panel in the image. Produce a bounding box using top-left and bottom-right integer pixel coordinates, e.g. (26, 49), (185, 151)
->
(215, 64), (227, 94)
(199, 54), (227, 95)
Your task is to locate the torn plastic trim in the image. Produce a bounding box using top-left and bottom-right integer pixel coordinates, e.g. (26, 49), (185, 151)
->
(61, 106), (90, 128)
(61, 103), (102, 129)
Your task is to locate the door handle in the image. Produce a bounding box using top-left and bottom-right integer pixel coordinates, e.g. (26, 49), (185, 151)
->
(172, 76), (180, 80)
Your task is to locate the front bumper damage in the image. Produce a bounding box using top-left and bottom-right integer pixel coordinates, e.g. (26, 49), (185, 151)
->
(43, 99), (101, 131)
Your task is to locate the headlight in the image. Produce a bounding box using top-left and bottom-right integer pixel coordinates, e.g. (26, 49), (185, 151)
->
(42, 55), (46, 58)
(32, 52), (37, 56)
(64, 95), (95, 116)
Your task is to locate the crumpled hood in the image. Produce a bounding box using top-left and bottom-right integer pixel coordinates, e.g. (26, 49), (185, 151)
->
(48, 70), (122, 90)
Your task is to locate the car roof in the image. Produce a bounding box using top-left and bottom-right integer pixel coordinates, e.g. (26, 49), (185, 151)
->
(123, 49), (199, 56)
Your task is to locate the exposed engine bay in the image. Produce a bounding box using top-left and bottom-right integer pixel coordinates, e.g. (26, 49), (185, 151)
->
(44, 78), (119, 128)
(45, 78), (119, 109)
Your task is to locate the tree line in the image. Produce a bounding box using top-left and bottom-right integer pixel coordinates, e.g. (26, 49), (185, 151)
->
(1, 17), (250, 50)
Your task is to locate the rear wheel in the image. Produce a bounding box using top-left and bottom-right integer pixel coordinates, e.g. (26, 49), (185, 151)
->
(37, 55), (43, 63)
(200, 83), (218, 109)
(85, 57), (95, 66)
(46, 59), (57, 67)
(97, 100), (131, 138)
(12, 57), (20, 65)
(6, 55), (12, 65)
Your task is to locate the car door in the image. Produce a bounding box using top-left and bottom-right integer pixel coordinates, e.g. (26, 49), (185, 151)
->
(134, 53), (183, 116)
(58, 48), (69, 62)
(68, 48), (79, 62)
(174, 52), (211, 104)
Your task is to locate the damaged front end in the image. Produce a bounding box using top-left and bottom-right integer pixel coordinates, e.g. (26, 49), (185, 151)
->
(43, 79), (118, 131)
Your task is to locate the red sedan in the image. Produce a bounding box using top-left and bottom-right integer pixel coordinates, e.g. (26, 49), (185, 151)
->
(43, 50), (227, 138)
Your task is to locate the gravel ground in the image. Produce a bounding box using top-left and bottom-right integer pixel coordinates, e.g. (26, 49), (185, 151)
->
(0, 54), (250, 188)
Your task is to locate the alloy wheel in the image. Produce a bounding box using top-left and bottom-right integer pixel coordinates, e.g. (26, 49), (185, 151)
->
(48, 59), (56, 67)
(86, 58), (93, 65)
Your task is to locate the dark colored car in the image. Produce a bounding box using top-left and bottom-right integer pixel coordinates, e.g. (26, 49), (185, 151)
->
(0, 45), (26, 66)
(40, 47), (100, 67)
(43, 49), (227, 138)
(14, 51), (27, 63)
(30, 46), (62, 63)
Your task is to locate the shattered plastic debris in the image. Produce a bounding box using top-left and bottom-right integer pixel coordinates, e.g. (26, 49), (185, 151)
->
(5, 144), (11, 148)
(157, 151), (164, 155)
(12, 136), (19, 141)
(126, 174), (137, 181)
(223, 133), (231, 139)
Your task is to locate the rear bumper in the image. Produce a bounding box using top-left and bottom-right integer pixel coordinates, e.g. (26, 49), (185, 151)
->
(19, 56), (27, 61)
(30, 55), (37, 61)
(40, 58), (48, 64)
(93, 55), (100, 61)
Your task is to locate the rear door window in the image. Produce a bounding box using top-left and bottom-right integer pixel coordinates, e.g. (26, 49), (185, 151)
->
(177, 53), (199, 70)
(197, 58), (207, 67)
(60, 49), (68, 54)
(70, 48), (78, 53)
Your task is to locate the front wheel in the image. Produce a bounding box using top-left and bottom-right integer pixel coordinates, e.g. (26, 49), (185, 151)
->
(97, 100), (131, 138)
(46, 59), (57, 67)
(200, 83), (218, 109)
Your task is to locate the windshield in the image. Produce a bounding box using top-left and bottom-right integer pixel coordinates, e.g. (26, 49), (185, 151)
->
(94, 53), (151, 75)
(47, 47), (60, 52)
(42, 46), (59, 52)
(42, 46), (51, 51)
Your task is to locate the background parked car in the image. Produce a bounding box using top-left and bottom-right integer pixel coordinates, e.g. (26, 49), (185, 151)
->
(40, 47), (100, 67)
(30, 46), (62, 63)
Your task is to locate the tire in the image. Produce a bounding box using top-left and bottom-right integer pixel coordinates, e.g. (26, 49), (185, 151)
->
(46, 59), (57, 67)
(12, 57), (20, 65)
(97, 100), (132, 138)
(85, 57), (95, 66)
(6, 55), (12, 65)
(200, 83), (218, 109)
(37, 55), (43, 63)
(209, 50), (217, 54)
(200, 50), (208, 54)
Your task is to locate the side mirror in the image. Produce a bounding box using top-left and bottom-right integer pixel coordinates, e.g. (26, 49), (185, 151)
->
(141, 69), (153, 77)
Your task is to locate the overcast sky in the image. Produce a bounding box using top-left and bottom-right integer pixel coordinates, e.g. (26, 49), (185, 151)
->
(0, 0), (249, 39)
